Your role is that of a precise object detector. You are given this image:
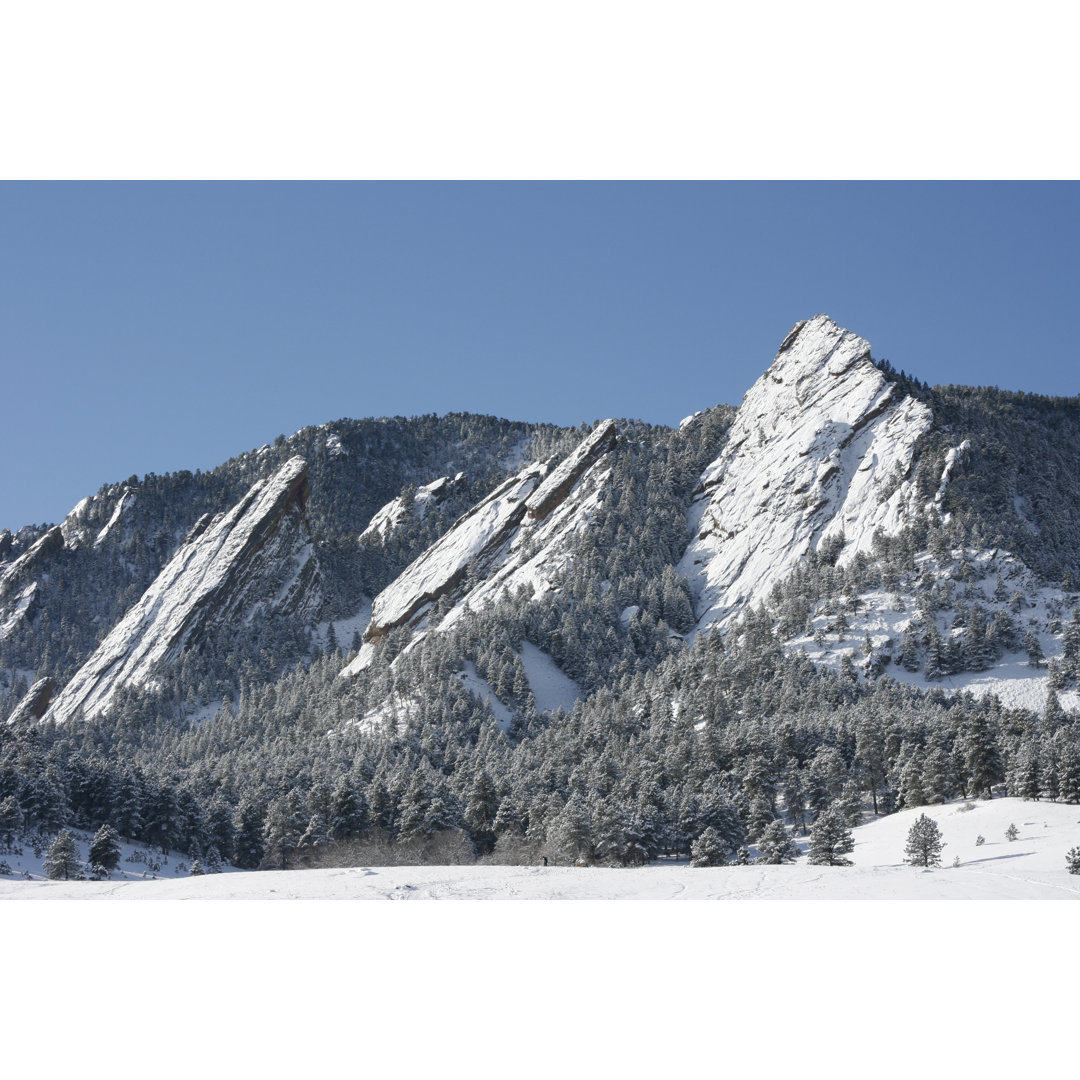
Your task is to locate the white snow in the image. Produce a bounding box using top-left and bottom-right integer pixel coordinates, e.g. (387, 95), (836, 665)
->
(0, 824), (239, 885)
(4, 797), (1076, 900)
(519, 640), (581, 713)
(313, 600), (373, 654)
(344, 425), (619, 676)
(679, 315), (933, 631)
(456, 663), (515, 730)
(434, 464), (612, 636)
(524, 420), (615, 520)
(0, 526), (61, 592)
(360, 467), (544, 635)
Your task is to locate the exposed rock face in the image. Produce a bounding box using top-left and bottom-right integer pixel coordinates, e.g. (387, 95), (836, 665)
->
(342, 422), (618, 674)
(679, 315), (933, 630)
(5, 676), (56, 725)
(46, 456), (321, 724)
(525, 420), (616, 521)
(0, 527), (64, 640)
(360, 466), (546, 643)
(0, 526), (63, 600)
(359, 473), (465, 544)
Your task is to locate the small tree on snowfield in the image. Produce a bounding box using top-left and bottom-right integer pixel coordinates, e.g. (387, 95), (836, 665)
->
(904, 813), (945, 867)
(44, 830), (82, 881)
(1005, 823), (1019, 842)
(1065, 847), (1080, 875)
(807, 807), (853, 866)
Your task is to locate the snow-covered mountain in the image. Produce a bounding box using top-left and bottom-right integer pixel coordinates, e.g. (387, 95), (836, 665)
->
(3, 314), (1080, 888)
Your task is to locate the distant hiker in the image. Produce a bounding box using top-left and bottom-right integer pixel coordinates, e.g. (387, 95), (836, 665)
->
(542, 856), (548, 866)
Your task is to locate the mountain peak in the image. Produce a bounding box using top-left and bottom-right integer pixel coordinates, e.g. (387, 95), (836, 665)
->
(767, 314), (875, 394)
(679, 317), (933, 630)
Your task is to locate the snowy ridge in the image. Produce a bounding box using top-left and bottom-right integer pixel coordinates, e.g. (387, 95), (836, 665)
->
(0, 527), (63, 641)
(343, 424), (618, 675)
(94, 489), (136, 546)
(359, 473), (463, 543)
(0, 526), (62, 597)
(357, 464), (546, 645)
(435, 463), (612, 636)
(5, 675), (56, 725)
(525, 419), (616, 520)
(679, 315), (933, 630)
(46, 457), (321, 725)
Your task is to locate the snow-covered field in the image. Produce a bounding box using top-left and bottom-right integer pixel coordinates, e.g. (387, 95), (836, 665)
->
(4, 797), (1077, 900)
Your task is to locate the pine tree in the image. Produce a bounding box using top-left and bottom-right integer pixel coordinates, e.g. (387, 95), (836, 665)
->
(463, 770), (499, 855)
(88, 823), (122, 874)
(1066, 847), (1080, 875)
(1022, 631), (1044, 668)
(1005, 822), (1019, 841)
(0, 795), (24, 850)
(806, 806), (853, 866)
(903, 813), (945, 867)
(961, 711), (1002, 799)
(44, 829), (82, 881)
(690, 826), (727, 867)
(232, 798), (266, 869)
(756, 819), (799, 864)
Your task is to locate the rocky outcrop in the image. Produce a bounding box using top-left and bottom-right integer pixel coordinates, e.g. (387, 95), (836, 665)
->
(360, 466), (546, 644)
(0, 526), (63, 601)
(0, 526), (64, 640)
(342, 422), (618, 674)
(5, 676), (56, 725)
(679, 315), (933, 630)
(359, 473), (465, 543)
(46, 456), (322, 724)
(525, 420), (616, 521)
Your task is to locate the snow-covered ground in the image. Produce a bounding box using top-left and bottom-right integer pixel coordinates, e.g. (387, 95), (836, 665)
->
(0, 824), (238, 886)
(4, 797), (1077, 900)
(519, 640), (580, 712)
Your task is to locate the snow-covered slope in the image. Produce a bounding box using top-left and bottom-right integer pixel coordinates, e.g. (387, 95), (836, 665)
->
(787, 545), (1080, 712)
(679, 315), (933, 630)
(45, 457), (322, 724)
(343, 421), (617, 674)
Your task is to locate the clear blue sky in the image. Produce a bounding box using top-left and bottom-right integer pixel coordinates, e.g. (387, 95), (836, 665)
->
(2, 181), (1077, 530)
